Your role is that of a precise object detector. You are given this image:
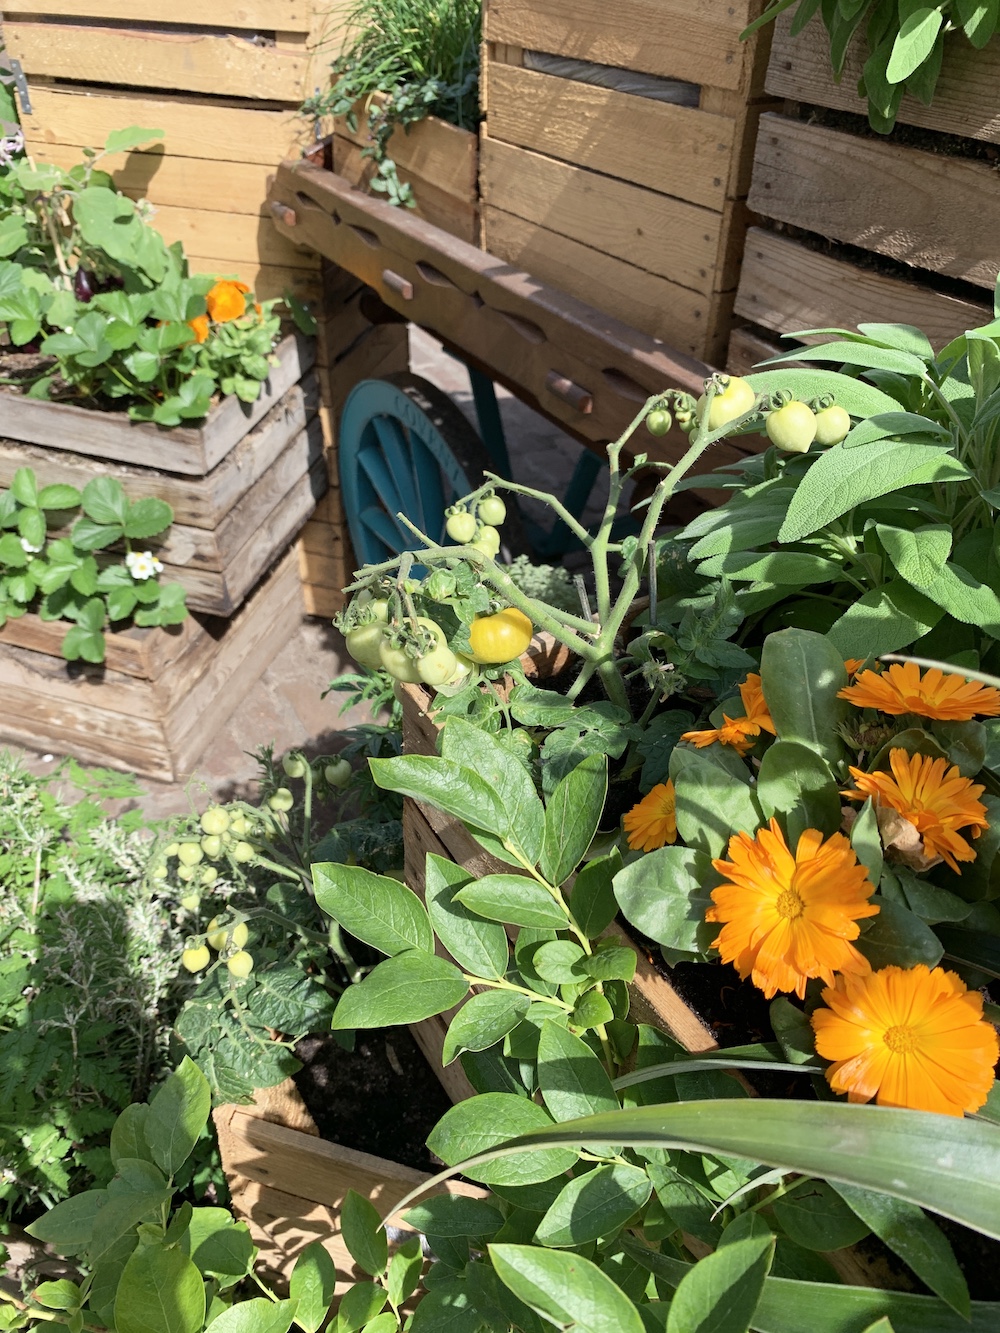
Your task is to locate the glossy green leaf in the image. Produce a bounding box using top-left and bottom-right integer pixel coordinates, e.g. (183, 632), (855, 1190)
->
(369, 755), (504, 837)
(203, 1299), (298, 1332)
(288, 1240), (337, 1332)
(760, 629), (849, 766)
(857, 900), (944, 970)
(110, 1104), (153, 1167)
(535, 1163), (652, 1247)
(772, 1180), (870, 1251)
(613, 845), (717, 954)
(756, 741), (841, 842)
(424, 854), (509, 980)
(426, 1094), (577, 1186)
(541, 752), (607, 886)
(144, 1057), (210, 1176)
(25, 1189), (105, 1251)
(833, 1183), (968, 1317)
(828, 582), (942, 659)
(402, 1195), (504, 1239)
(387, 1235), (423, 1309)
(334, 1282), (387, 1333)
(532, 939), (586, 983)
(330, 950), (468, 1029)
(456, 874), (568, 929)
(341, 1189), (387, 1277)
(439, 717), (545, 862)
(441, 991), (530, 1065)
(671, 749), (762, 858)
(115, 1243), (205, 1333)
(743, 369), (903, 417)
(537, 1020), (619, 1123)
(184, 1207), (255, 1282)
(570, 851), (622, 939)
(312, 862), (432, 957)
(490, 1244), (645, 1333)
(667, 1233), (773, 1333)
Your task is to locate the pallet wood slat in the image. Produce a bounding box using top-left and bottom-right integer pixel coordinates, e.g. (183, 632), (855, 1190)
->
(148, 204), (317, 269)
(3, 0), (312, 26)
(333, 141), (478, 246)
(766, 8), (1000, 144)
(4, 22), (313, 103)
(748, 113), (1000, 290)
(736, 228), (992, 350)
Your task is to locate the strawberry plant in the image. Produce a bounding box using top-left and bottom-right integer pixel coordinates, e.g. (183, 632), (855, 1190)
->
(0, 466), (188, 661)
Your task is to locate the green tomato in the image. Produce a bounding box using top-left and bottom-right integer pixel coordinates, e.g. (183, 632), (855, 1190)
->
(766, 401), (817, 453)
(447, 654), (477, 686)
(199, 866), (218, 886)
(207, 917), (249, 952)
(812, 404), (851, 446)
(345, 621), (386, 670)
(695, 376), (756, 430)
(227, 950), (254, 978)
(378, 638), (422, 682)
(354, 589), (390, 621)
(645, 408), (672, 437)
(324, 758), (352, 789)
(200, 807), (229, 837)
(268, 787), (294, 813)
(182, 945), (211, 973)
(177, 865), (197, 883)
(232, 840), (256, 863)
(445, 510), (478, 543)
(417, 643), (459, 687)
(179, 892), (201, 913)
(477, 525), (501, 556)
(229, 813), (249, 837)
(150, 863), (168, 880)
(477, 495), (506, 525)
(177, 842), (203, 867)
(201, 835), (223, 859)
(282, 753), (308, 779)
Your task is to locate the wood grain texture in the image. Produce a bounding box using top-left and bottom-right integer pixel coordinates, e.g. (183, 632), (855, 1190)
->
(726, 324), (784, 376)
(748, 113), (1000, 290)
(735, 228), (992, 348)
(0, 611), (198, 679)
(2, 0), (311, 28)
(483, 206), (721, 360)
(184, 258), (321, 302)
(767, 8), (1000, 144)
(150, 204), (316, 269)
(336, 100), (478, 199)
(333, 140), (478, 245)
(485, 64), (736, 212)
(480, 138), (724, 296)
(22, 84), (311, 163)
(0, 334), (312, 475)
(484, 0), (759, 90)
(4, 23), (312, 102)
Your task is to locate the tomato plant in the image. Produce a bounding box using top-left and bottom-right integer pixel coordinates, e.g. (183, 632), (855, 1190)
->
(468, 606), (533, 663)
(765, 400), (817, 453)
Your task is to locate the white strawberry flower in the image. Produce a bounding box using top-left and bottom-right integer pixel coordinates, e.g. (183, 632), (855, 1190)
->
(126, 550), (164, 581)
(19, 537), (43, 554)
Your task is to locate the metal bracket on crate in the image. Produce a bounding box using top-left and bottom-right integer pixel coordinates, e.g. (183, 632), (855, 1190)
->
(8, 60), (32, 115)
(266, 161), (712, 463)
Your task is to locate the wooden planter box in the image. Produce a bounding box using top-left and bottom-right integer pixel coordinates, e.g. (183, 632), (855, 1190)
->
(214, 1078), (486, 1288)
(0, 546), (302, 781)
(333, 98), (479, 245)
(729, 9), (998, 370)
(479, 0), (776, 363)
(0, 336), (326, 616)
(397, 649), (718, 1103)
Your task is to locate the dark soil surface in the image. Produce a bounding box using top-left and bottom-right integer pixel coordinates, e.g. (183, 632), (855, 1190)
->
(292, 1027), (453, 1174)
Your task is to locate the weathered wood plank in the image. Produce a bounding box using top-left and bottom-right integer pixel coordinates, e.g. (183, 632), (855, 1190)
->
(0, 380), (316, 529)
(22, 84), (311, 164)
(748, 113), (1000, 290)
(150, 204), (317, 269)
(0, 607), (199, 679)
(0, 640), (167, 723)
(2, 1), (311, 28)
(767, 8), (1000, 144)
(483, 206), (721, 360)
(727, 323), (785, 376)
(735, 228), (992, 349)
(333, 140), (478, 246)
(484, 0), (758, 90)
(480, 138), (727, 298)
(484, 64), (736, 213)
(184, 258), (321, 303)
(335, 101), (478, 199)
(0, 335), (313, 475)
(4, 23), (312, 102)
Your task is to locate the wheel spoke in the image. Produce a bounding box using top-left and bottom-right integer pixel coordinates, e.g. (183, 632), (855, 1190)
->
(359, 506), (407, 557)
(409, 431), (448, 543)
(358, 443), (406, 522)
(371, 415), (422, 520)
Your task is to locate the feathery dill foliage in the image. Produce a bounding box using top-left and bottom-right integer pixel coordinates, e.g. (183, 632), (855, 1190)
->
(0, 754), (184, 1218)
(305, 0), (480, 204)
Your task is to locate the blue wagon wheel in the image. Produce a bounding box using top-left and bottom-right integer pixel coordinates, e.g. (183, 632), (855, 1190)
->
(338, 372), (527, 566)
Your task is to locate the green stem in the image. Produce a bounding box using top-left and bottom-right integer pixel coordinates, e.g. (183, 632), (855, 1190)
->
(463, 973), (573, 1012)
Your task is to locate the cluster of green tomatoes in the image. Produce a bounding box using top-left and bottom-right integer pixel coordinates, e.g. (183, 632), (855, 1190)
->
(645, 375), (851, 453)
(153, 803), (259, 910)
(342, 490), (534, 686)
(181, 914), (253, 980)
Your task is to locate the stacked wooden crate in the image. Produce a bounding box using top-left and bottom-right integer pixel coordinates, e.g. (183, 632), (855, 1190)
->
(729, 9), (998, 371)
(2, 0), (332, 302)
(479, 0), (776, 364)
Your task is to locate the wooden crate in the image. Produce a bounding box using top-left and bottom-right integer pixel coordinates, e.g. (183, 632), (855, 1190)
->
(729, 9), (996, 369)
(0, 337), (324, 616)
(1, 1), (342, 300)
(333, 99), (479, 245)
(396, 658), (718, 1103)
(214, 1077), (487, 1287)
(479, 0), (776, 363)
(0, 545), (303, 781)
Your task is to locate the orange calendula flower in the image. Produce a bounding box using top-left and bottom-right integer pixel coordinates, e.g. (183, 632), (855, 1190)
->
(206, 279), (251, 323)
(839, 661), (1000, 721)
(844, 749), (988, 874)
(681, 673), (776, 755)
(812, 964), (999, 1116)
(188, 313), (209, 344)
(707, 818), (878, 1000)
(843, 658), (868, 682)
(623, 781), (677, 852)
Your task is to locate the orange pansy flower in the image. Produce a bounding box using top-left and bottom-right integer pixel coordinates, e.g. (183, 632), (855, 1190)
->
(188, 313), (210, 344)
(844, 749), (988, 874)
(707, 818), (878, 1000)
(206, 279), (251, 323)
(623, 781), (677, 852)
(812, 964), (999, 1116)
(681, 673), (776, 755)
(839, 661), (1000, 721)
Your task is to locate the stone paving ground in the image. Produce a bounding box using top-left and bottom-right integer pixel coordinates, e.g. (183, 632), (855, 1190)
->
(16, 327), (606, 818)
